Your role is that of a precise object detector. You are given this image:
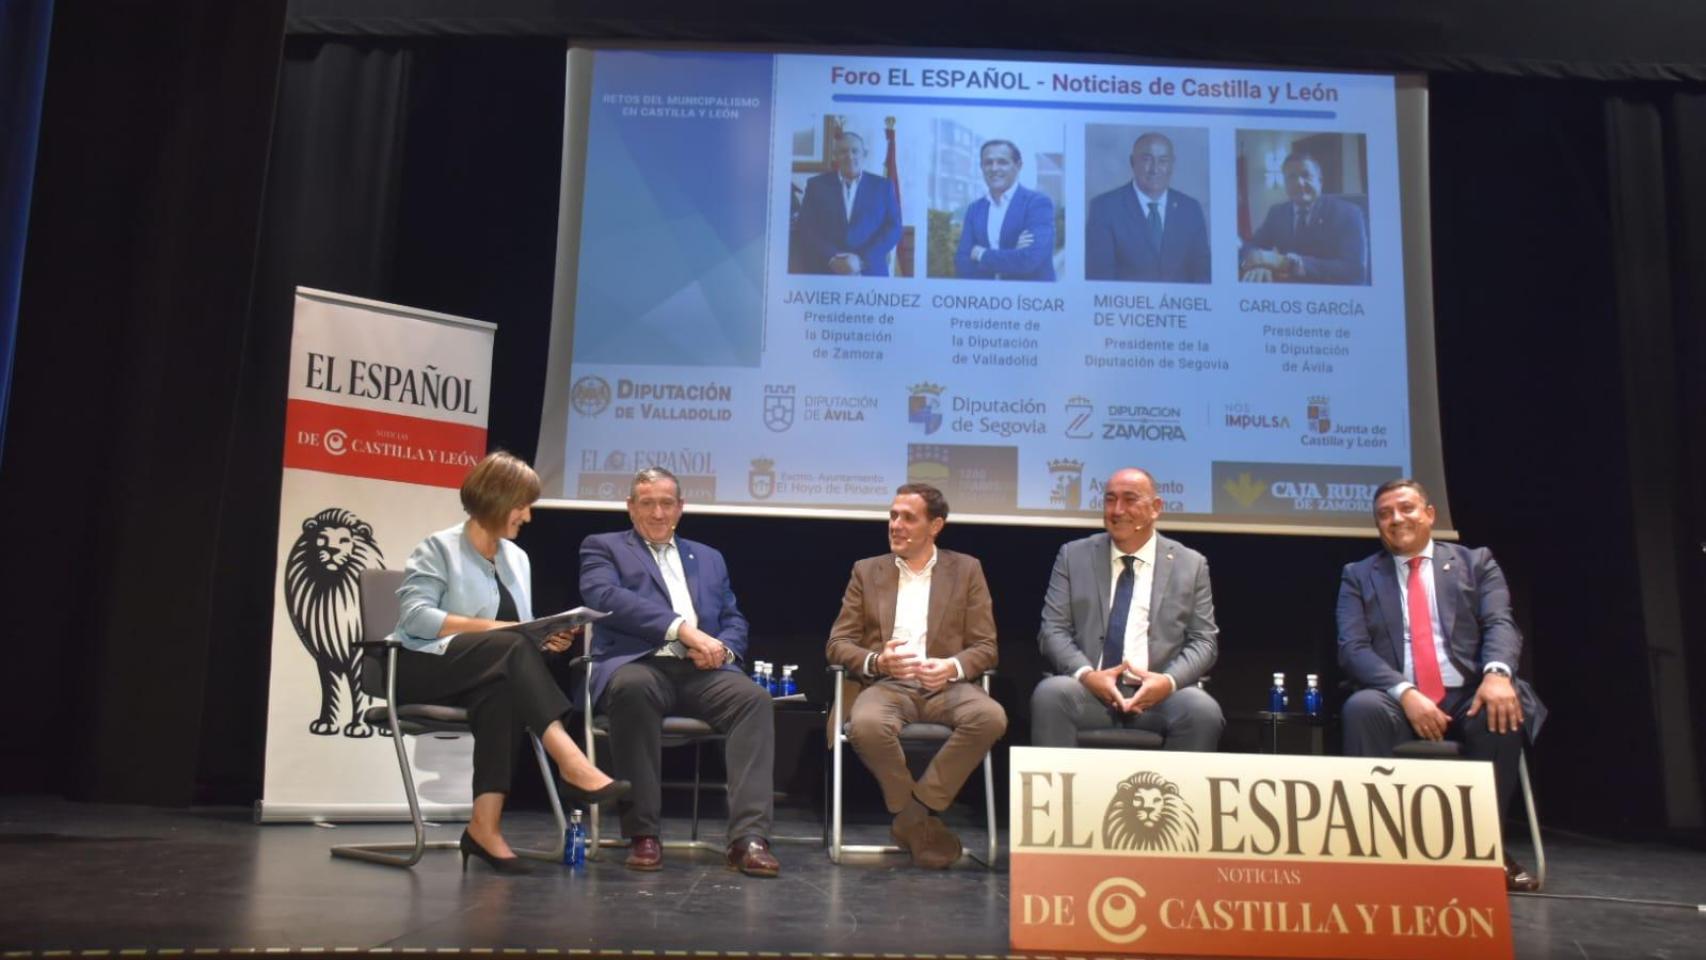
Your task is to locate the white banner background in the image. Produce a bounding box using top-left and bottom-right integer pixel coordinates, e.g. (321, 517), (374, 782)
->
(258, 288), (495, 822)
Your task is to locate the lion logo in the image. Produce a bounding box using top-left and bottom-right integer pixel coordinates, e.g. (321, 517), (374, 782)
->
(284, 508), (384, 737)
(1102, 771), (1199, 851)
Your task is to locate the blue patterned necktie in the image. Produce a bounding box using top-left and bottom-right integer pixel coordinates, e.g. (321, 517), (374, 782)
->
(1101, 555), (1137, 671)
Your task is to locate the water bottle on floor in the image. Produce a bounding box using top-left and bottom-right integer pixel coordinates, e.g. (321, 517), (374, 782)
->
(1269, 672), (1288, 713)
(566, 809), (586, 867)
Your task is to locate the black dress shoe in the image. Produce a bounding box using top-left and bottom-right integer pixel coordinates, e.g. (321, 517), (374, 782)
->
(460, 829), (531, 874)
(560, 777), (631, 806)
(1504, 854), (1540, 892)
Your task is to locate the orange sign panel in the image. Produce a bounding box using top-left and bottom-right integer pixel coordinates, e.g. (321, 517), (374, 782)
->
(1009, 747), (1512, 959)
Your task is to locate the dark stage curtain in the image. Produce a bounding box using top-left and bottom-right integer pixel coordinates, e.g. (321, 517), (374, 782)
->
(197, 37), (570, 800)
(0, 0), (54, 466)
(0, 1), (288, 801)
(279, 0), (1706, 82)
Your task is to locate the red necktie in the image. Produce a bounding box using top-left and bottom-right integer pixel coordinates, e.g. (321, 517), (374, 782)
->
(1406, 556), (1446, 702)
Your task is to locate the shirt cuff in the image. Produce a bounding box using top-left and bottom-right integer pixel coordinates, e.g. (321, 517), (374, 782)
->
(863, 651), (879, 678)
(1072, 665), (1092, 680)
(664, 616), (684, 643)
(952, 658), (966, 681)
(1482, 662), (1512, 677)
(1388, 680), (1415, 700)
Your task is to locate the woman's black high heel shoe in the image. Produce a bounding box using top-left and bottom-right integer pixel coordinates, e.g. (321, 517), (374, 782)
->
(559, 777), (632, 806)
(460, 829), (531, 874)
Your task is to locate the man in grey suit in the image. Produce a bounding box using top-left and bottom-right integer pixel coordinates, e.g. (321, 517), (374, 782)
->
(1031, 467), (1223, 750)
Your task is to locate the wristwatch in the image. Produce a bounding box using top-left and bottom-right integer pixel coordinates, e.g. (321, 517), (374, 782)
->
(1483, 664), (1512, 678)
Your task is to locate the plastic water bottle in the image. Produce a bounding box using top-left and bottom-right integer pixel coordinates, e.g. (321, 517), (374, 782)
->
(752, 660), (767, 687)
(768, 664), (783, 697)
(1304, 674), (1323, 717)
(781, 665), (798, 697)
(1269, 672), (1289, 713)
(566, 809), (586, 867)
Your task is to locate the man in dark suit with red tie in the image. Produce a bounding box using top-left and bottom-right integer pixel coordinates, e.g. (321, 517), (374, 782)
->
(1337, 478), (1546, 891)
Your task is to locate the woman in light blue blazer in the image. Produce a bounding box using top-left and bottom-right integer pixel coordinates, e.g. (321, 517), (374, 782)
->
(394, 452), (627, 872)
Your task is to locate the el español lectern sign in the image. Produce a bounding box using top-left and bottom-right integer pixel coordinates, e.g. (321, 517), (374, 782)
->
(1009, 746), (1511, 959)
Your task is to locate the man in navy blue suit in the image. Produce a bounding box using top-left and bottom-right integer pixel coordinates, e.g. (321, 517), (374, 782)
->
(953, 140), (1056, 281)
(1240, 150), (1368, 284)
(580, 467), (780, 877)
(793, 131), (902, 276)
(1337, 478), (1546, 891)
(1085, 133), (1211, 283)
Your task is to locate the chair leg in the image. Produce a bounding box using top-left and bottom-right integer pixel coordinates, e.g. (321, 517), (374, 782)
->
(829, 690), (844, 863)
(980, 748), (998, 869)
(508, 733), (568, 863)
(1518, 750), (1545, 890)
(690, 739), (703, 844)
(331, 651), (458, 867)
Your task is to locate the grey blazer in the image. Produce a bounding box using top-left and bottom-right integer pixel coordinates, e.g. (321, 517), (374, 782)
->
(1037, 531), (1219, 687)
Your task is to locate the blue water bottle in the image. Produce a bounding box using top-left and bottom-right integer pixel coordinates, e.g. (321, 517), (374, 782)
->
(781, 665), (798, 697)
(768, 664), (783, 697)
(752, 659), (767, 687)
(1268, 672), (1289, 713)
(566, 809), (586, 867)
(1304, 674), (1323, 717)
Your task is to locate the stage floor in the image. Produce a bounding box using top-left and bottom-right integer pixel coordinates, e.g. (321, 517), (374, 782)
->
(1, 797), (1702, 958)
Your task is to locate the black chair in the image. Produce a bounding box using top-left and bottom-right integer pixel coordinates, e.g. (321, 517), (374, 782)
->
(330, 569), (567, 867)
(825, 664), (998, 867)
(1391, 739), (1545, 889)
(575, 625), (728, 858)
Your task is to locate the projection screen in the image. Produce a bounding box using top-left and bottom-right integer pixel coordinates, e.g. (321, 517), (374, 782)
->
(536, 46), (1452, 537)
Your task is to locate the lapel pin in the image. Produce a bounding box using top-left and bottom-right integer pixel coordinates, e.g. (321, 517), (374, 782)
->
(1442, 562), (1451, 572)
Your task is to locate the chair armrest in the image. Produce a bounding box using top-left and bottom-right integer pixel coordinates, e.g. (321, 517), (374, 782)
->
(826, 664), (846, 675)
(354, 639), (402, 651)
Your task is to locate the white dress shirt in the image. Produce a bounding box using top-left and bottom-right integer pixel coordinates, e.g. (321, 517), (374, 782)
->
(1387, 539), (1507, 700)
(863, 546), (964, 681)
(1108, 534), (1157, 673)
(841, 174), (860, 221)
(982, 185), (1017, 252)
(648, 538), (697, 657)
(1134, 184), (1169, 232)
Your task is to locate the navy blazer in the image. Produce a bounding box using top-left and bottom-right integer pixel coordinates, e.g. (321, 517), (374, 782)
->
(1242, 194), (1368, 284)
(1336, 540), (1546, 738)
(1084, 185), (1211, 283)
(579, 529), (750, 706)
(953, 184), (1056, 281)
(794, 170), (902, 276)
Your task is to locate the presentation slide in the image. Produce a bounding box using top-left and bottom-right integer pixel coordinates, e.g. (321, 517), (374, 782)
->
(539, 47), (1448, 534)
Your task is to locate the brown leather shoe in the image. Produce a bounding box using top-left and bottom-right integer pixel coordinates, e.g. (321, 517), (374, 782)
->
(1504, 854), (1540, 892)
(725, 836), (780, 878)
(890, 805), (928, 850)
(624, 835), (662, 871)
(909, 816), (963, 870)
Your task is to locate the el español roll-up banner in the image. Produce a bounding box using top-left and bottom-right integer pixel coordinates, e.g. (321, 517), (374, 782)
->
(257, 287), (494, 823)
(1010, 747), (1512, 959)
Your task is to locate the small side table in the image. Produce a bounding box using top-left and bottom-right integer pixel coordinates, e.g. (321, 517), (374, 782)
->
(1230, 710), (1334, 755)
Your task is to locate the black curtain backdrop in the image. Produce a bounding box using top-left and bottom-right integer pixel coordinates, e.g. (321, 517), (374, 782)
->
(6, 5), (1703, 837)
